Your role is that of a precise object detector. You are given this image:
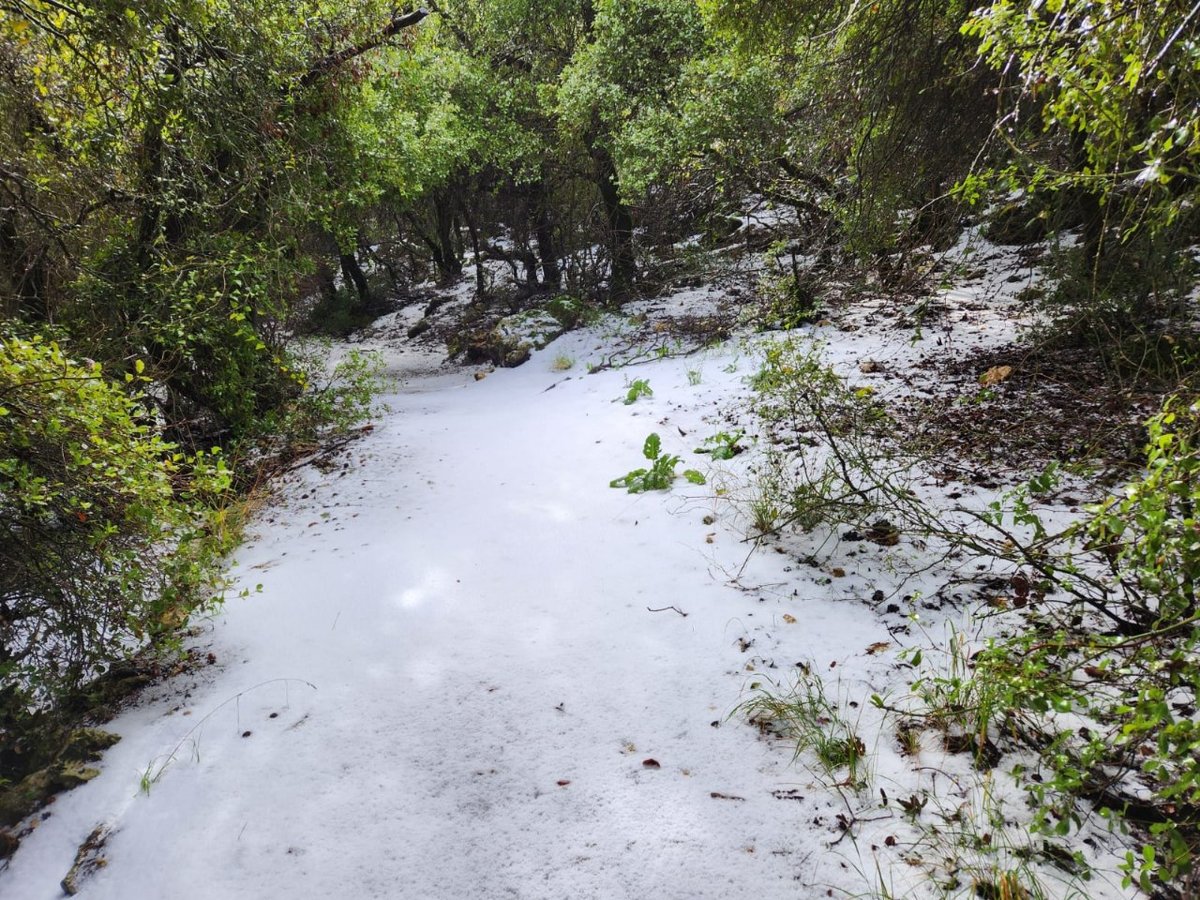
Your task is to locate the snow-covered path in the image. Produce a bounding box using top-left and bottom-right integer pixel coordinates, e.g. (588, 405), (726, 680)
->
(5, 332), (904, 900)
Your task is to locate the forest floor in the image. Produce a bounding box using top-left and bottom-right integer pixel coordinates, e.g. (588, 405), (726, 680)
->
(1, 226), (1152, 898)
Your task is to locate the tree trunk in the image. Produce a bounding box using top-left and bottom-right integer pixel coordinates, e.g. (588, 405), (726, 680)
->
(459, 200), (487, 299)
(533, 179), (560, 288)
(1070, 132), (1106, 283)
(340, 250), (372, 311)
(0, 205), (48, 320)
(434, 192), (463, 278)
(590, 142), (635, 301)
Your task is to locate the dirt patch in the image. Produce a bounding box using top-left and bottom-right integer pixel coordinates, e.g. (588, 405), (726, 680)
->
(890, 340), (1168, 482)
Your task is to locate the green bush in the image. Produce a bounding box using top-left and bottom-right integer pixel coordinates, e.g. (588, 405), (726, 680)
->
(749, 338), (896, 534)
(260, 347), (387, 453)
(914, 398), (1200, 891)
(0, 336), (229, 716)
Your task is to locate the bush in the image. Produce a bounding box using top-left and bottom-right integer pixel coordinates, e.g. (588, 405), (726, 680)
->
(899, 399), (1200, 891)
(258, 347), (387, 454)
(0, 336), (229, 718)
(748, 338), (897, 534)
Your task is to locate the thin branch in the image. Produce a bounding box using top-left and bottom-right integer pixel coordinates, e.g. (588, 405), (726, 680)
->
(299, 8), (429, 88)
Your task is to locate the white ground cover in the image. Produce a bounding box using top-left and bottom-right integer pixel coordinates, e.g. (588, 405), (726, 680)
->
(3, 257), (1140, 898)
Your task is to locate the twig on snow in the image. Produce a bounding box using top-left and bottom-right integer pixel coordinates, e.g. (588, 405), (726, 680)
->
(647, 605), (688, 617)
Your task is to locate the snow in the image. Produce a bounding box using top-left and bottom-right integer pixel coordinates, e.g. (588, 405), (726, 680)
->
(2, 258), (1139, 898)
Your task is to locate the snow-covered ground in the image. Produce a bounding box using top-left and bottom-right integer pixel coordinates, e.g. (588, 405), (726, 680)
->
(2, 257), (1138, 898)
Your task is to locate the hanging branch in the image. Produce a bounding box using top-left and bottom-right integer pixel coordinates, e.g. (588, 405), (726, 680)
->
(299, 7), (430, 87)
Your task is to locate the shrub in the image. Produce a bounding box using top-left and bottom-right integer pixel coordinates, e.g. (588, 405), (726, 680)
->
(0, 336), (228, 718)
(259, 347), (386, 454)
(749, 338), (897, 534)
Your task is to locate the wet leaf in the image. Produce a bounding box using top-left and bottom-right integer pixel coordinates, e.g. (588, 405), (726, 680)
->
(980, 365), (1013, 386)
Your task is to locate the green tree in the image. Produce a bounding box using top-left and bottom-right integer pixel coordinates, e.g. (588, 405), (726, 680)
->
(963, 0), (1200, 317)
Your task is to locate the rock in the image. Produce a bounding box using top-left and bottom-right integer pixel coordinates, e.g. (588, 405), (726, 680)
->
(61, 823), (112, 896)
(0, 763), (98, 828)
(63, 728), (120, 762)
(865, 520), (901, 547)
(465, 309), (567, 368)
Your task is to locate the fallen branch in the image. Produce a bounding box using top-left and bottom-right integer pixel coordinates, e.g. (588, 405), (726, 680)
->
(647, 605), (688, 617)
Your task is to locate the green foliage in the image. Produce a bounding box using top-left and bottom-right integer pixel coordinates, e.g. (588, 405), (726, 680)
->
(754, 266), (822, 331)
(557, 0), (707, 148)
(960, 0), (1200, 318)
(1089, 399), (1200, 629)
(610, 432), (705, 492)
(749, 338), (896, 535)
(966, 1), (1199, 227)
(694, 430), (743, 460)
(738, 669), (869, 789)
(544, 295), (595, 329)
(0, 336), (231, 714)
(262, 347), (386, 451)
(693, 0), (992, 261)
(0, 0), (420, 440)
(621, 378), (654, 405)
(886, 398), (1200, 891)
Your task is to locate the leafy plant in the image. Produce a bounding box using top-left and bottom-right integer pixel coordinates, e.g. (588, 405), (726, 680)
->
(0, 336), (233, 716)
(748, 338), (898, 537)
(610, 433), (705, 493)
(860, 398), (1200, 892)
(748, 491), (782, 535)
(621, 378), (654, 405)
(260, 348), (386, 452)
(694, 429), (744, 460)
(754, 263), (822, 331)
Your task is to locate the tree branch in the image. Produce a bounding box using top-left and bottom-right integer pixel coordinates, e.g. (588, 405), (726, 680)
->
(299, 8), (430, 88)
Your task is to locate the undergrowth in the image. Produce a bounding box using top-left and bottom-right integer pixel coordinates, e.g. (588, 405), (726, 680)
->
(0, 336), (384, 842)
(740, 336), (1200, 896)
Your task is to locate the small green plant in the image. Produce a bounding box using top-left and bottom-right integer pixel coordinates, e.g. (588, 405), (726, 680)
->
(895, 623), (1006, 768)
(621, 378), (654, 405)
(749, 492), (782, 535)
(694, 430), (744, 460)
(263, 346), (387, 450)
(544, 294), (595, 328)
(551, 354), (575, 371)
(747, 339), (900, 537)
(738, 669), (870, 790)
(610, 433), (705, 493)
(686, 368), (702, 386)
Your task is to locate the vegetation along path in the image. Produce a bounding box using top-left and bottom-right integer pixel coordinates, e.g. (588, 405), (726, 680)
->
(5, 332), (916, 898)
